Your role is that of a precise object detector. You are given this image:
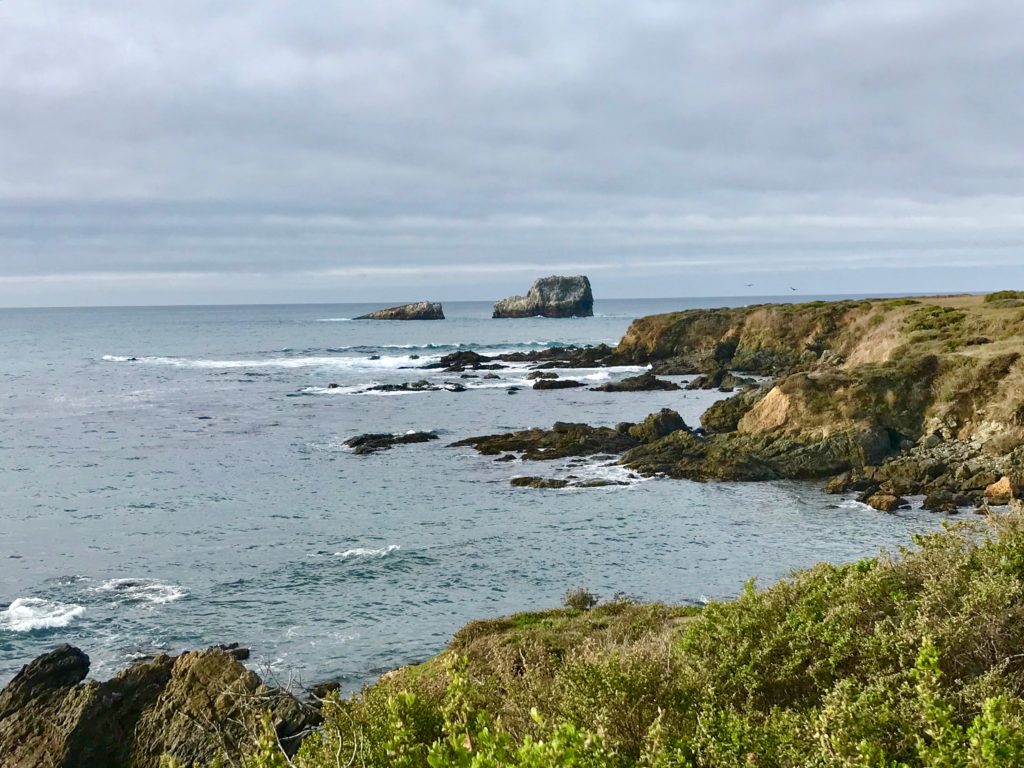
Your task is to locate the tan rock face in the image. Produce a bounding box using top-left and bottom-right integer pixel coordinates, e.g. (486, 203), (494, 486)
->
(738, 386), (790, 434)
(0, 645), (319, 768)
(355, 301), (444, 320)
(493, 276), (593, 318)
(984, 476), (1020, 503)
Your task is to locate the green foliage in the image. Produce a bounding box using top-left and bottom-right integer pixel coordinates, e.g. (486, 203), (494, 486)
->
(905, 304), (968, 335)
(245, 516), (1024, 767)
(984, 290), (1024, 306)
(563, 586), (599, 611)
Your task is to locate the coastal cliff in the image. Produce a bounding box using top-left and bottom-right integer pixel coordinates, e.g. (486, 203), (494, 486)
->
(454, 293), (1024, 509)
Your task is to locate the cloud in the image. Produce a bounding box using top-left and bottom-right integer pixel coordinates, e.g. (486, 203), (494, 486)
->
(0, 0), (1021, 304)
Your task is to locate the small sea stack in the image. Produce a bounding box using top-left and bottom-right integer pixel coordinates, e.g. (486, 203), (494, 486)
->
(355, 301), (445, 320)
(492, 276), (594, 318)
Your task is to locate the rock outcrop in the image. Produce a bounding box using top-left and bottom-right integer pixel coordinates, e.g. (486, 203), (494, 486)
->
(345, 431), (439, 454)
(492, 276), (594, 319)
(590, 371), (681, 392)
(0, 644), (318, 768)
(355, 301), (444, 320)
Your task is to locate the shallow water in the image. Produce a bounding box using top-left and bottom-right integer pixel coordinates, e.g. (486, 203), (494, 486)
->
(0, 298), (941, 687)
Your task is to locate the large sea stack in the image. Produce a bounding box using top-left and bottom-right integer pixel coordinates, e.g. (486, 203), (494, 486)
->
(492, 276), (594, 318)
(355, 301), (445, 320)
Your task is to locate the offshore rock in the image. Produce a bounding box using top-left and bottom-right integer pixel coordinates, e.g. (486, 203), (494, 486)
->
(355, 301), (444, 320)
(493, 276), (594, 319)
(590, 371), (681, 392)
(345, 431), (439, 455)
(0, 644), (319, 768)
(533, 379), (585, 390)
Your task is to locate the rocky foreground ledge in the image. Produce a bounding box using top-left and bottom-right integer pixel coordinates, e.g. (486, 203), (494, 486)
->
(0, 644), (318, 767)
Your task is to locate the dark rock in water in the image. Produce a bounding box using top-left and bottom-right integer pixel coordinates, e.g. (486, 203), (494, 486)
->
(345, 432), (439, 455)
(494, 453), (517, 462)
(0, 644), (319, 767)
(922, 491), (959, 514)
(483, 373), (501, 380)
(409, 354), (420, 360)
(444, 383), (467, 393)
(497, 343), (616, 368)
(492, 275), (594, 319)
(369, 354), (381, 360)
(507, 387), (519, 395)
(527, 371), (559, 380)
(572, 478), (630, 488)
(327, 383), (340, 389)
(460, 373), (478, 379)
(511, 476), (570, 489)
(354, 301), (445, 320)
(216, 642), (250, 661)
(627, 409), (688, 443)
(533, 379), (584, 390)
(423, 350), (505, 373)
(686, 368), (754, 391)
(365, 380), (437, 393)
(865, 493), (907, 512)
(590, 371), (681, 392)
(454, 420), (642, 460)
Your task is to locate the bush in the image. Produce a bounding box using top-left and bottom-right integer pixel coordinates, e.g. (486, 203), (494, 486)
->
(563, 586), (599, 611)
(984, 290), (1024, 305)
(244, 515), (1024, 767)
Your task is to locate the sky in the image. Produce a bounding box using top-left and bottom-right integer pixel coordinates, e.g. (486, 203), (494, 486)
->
(1, 1), (1023, 307)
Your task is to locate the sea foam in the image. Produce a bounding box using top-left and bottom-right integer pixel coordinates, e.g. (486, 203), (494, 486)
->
(95, 578), (188, 605)
(0, 598), (85, 632)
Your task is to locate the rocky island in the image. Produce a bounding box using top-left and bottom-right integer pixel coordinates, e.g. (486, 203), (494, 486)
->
(492, 275), (594, 318)
(354, 301), (445, 320)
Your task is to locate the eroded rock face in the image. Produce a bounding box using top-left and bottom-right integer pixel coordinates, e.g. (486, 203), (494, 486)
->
(0, 645), (319, 768)
(355, 301), (445, 320)
(493, 276), (594, 319)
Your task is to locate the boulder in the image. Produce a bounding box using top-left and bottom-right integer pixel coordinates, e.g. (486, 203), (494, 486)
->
(345, 432), (439, 455)
(527, 371), (559, 380)
(511, 477), (570, 489)
(0, 645), (318, 768)
(492, 276), (594, 319)
(865, 493), (907, 512)
(354, 301), (444, 320)
(628, 409), (688, 443)
(984, 476), (1019, 504)
(590, 371), (681, 392)
(533, 379), (585, 390)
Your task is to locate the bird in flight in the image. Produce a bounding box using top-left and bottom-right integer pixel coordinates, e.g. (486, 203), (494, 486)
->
(790, 287), (798, 291)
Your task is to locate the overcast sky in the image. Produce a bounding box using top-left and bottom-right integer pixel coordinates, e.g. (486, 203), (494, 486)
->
(1, 1), (1023, 306)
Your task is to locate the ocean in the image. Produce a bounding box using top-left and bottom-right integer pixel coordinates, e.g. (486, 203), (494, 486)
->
(0, 297), (941, 688)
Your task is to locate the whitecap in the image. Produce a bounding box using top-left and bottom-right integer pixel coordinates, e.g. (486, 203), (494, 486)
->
(314, 318), (353, 322)
(102, 354), (438, 371)
(0, 597), (85, 631)
(311, 545), (401, 559)
(95, 578), (188, 605)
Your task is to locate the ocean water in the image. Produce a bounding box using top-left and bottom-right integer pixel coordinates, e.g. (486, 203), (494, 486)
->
(0, 297), (942, 688)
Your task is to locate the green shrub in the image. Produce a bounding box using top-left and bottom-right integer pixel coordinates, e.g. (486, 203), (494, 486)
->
(984, 290), (1024, 305)
(243, 515), (1024, 767)
(563, 586), (599, 611)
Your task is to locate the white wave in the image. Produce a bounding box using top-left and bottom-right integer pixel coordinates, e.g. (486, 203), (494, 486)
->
(0, 597), (85, 631)
(103, 354), (438, 370)
(333, 545), (401, 559)
(314, 318), (353, 322)
(95, 578), (188, 605)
